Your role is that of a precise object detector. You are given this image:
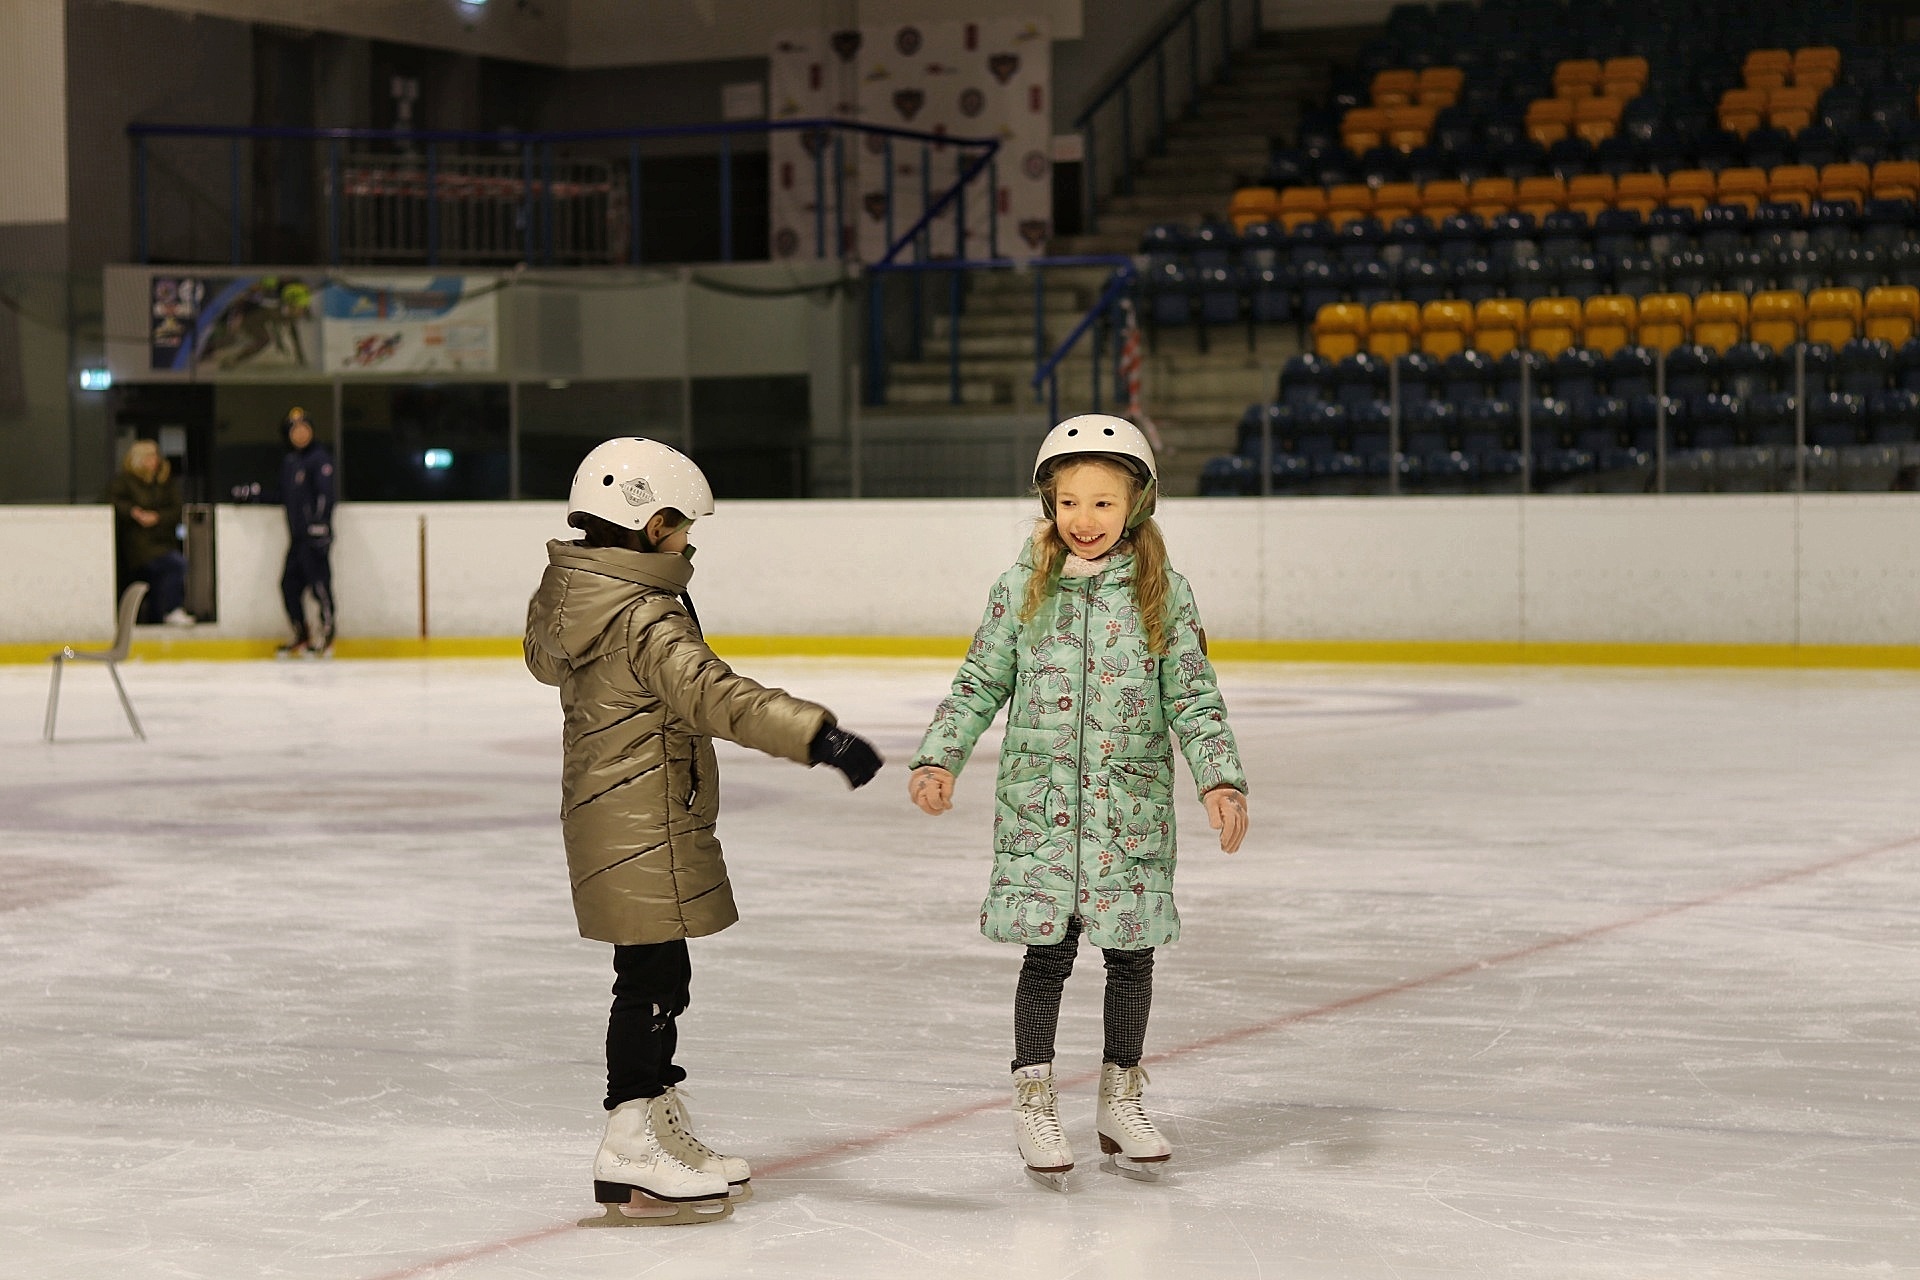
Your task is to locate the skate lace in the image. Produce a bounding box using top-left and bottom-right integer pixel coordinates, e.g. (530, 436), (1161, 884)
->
(1015, 1077), (1067, 1148)
(1106, 1066), (1160, 1138)
(659, 1088), (721, 1161)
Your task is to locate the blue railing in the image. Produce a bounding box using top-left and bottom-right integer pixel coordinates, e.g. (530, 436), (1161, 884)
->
(1032, 261), (1141, 425)
(1070, 0), (1260, 234)
(128, 119), (1000, 268)
(862, 254), (1137, 410)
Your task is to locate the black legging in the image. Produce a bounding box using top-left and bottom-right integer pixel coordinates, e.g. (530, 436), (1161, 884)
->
(1011, 915), (1155, 1072)
(605, 939), (691, 1110)
(280, 538), (335, 644)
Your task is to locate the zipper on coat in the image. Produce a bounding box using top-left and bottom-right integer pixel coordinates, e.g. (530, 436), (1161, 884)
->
(1073, 579), (1091, 916)
(686, 745), (702, 810)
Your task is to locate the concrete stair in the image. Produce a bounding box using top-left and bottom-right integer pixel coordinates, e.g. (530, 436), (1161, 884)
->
(873, 28), (1366, 494)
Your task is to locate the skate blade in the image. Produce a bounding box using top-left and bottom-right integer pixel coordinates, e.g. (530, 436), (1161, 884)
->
(1025, 1167), (1072, 1193)
(579, 1191), (733, 1228)
(1099, 1153), (1168, 1183)
(728, 1181), (754, 1204)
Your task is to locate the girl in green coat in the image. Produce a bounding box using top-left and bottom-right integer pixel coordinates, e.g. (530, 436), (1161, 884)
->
(909, 415), (1249, 1191)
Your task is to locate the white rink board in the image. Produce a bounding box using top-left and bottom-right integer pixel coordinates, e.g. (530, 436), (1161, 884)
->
(6, 497), (1920, 648)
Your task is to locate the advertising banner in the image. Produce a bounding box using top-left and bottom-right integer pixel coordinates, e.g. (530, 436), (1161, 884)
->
(318, 275), (499, 374)
(144, 273), (499, 376)
(149, 274), (321, 374)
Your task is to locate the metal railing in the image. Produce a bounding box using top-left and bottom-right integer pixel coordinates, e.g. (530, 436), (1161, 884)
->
(862, 255), (1136, 408)
(128, 119), (1001, 268)
(1033, 262), (1142, 425)
(1071, 0), (1262, 234)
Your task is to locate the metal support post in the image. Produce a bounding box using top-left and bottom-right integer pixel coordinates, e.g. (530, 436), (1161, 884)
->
(1655, 347), (1668, 493)
(1794, 342), (1808, 492)
(949, 270), (962, 406)
(1388, 355), (1402, 496)
(1519, 357), (1533, 494)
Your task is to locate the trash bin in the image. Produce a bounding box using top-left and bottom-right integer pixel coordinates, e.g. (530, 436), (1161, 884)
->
(183, 503), (217, 622)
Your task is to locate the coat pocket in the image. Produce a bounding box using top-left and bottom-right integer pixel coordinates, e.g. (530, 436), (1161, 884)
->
(994, 751), (1068, 859)
(1105, 759), (1175, 862)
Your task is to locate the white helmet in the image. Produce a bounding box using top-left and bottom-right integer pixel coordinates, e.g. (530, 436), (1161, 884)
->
(568, 437), (715, 533)
(1032, 414), (1159, 529)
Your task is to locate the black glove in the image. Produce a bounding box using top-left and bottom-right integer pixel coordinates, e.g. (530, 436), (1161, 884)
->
(809, 725), (883, 789)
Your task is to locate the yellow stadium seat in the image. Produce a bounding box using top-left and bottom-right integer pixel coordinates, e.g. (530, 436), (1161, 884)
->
(1416, 66), (1463, 107)
(1526, 97), (1574, 146)
(1567, 174), (1617, 219)
(1749, 291), (1807, 351)
(1583, 295), (1638, 355)
(1794, 45), (1841, 75)
(1553, 59), (1603, 98)
(1791, 66), (1834, 95)
(1418, 299), (1475, 358)
(1341, 107), (1389, 153)
(1372, 69), (1417, 106)
(1865, 286), (1920, 346)
(1616, 171), (1668, 217)
(1473, 297), (1527, 358)
(1601, 73), (1643, 100)
(1386, 105), (1437, 151)
(1715, 167), (1769, 214)
(1325, 183), (1375, 228)
(1366, 301), (1422, 357)
(1603, 56), (1649, 88)
(1419, 179), (1469, 219)
(1819, 162), (1871, 209)
(1526, 297), (1583, 356)
(1768, 164), (1819, 213)
(1664, 170), (1717, 216)
(1467, 176), (1517, 220)
(1747, 67), (1789, 93)
(1372, 182), (1421, 225)
(1744, 49), (1793, 82)
(1719, 88), (1767, 137)
(1311, 302), (1368, 361)
(1277, 185), (1328, 231)
(1517, 175), (1568, 219)
(1871, 160), (1920, 204)
(1637, 293), (1694, 352)
(1767, 85), (1819, 133)
(1693, 291), (1751, 353)
(1228, 187), (1279, 233)
(1806, 287), (1864, 347)
(1574, 95), (1623, 144)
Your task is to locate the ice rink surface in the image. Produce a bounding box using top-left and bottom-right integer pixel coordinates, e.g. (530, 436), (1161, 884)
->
(1, 655), (1917, 1280)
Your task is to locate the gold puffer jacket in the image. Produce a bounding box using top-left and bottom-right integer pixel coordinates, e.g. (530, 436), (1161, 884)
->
(524, 540), (831, 944)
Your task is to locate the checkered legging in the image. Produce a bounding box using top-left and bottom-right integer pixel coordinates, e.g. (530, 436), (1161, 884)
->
(1011, 915), (1155, 1071)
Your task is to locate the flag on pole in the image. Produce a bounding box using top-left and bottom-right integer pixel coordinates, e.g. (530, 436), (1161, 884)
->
(1118, 298), (1164, 453)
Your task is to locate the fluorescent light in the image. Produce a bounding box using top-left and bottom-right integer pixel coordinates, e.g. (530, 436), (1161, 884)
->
(423, 448), (454, 470)
(78, 368), (112, 391)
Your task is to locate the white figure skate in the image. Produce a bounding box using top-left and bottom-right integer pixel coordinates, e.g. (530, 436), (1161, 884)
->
(649, 1086), (752, 1202)
(1096, 1063), (1172, 1182)
(1013, 1063), (1075, 1192)
(580, 1098), (734, 1227)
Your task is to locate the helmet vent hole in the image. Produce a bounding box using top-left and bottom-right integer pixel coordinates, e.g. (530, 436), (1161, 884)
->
(1103, 427), (1115, 435)
(602, 475), (615, 485)
(1066, 428), (1078, 436)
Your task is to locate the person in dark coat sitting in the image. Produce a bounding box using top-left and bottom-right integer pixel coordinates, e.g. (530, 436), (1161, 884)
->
(107, 439), (193, 626)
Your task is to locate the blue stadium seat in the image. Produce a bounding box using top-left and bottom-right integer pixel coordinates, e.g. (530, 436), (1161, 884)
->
(1835, 337), (1893, 395)
(1859, 200), (1913, 254)
(1686, 392), (1743, 449)
(1338, 217), (1388, 264)
(1643, 206), (1696, 258)
(1777, 248), (1829, 296)
(1279, 352), (1333, 407)
(1833, 246), (1886, 294)
(1663, 250), (1714, 298)
(1144, 261), (1194, 327)
(1868, 388), (1920, 443)
(1396, 350), (1443, 402)
(1437, 213), (1486, 263)
(1250, 266), (1297, 323)
(1195, 266), (1242, 326)
(1592, 207), (1643, 260)
(1395, 256), (1449, 304)
(1287, 219), (1337, 265)
(1720, 342), (1775, 399)
(1892, 337), (1920, 393)
(1665, 344), (1717, 402)
(1697, 204), (1749, 258)
(1606, 344), (1658, 399)
(1452, 256), (1510, 302)
(1442, 348), (1496, 404)
(1550, 346), (1605, 407)
(1334, 352), (1390, 410)
(1298, 259), (1344, 317)
(1350, 259), (1395, 306)
(1496, 348), (1549, 403)
(1808, 391), (1866, 447)
(1238, 220), (1287, 266)
(1806, 201), (1857, 256)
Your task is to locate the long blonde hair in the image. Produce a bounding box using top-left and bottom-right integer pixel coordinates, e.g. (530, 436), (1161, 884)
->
(1019, 457), (1172, 655)
(122, 439), (170, 483)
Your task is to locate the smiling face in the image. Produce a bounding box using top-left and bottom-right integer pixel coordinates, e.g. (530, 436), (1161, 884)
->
(1050, 459), (1135, 560)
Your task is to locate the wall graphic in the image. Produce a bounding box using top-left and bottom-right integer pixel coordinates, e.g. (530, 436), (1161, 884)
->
(146, 273), (499, 376)
(769, 18), (1051, 264)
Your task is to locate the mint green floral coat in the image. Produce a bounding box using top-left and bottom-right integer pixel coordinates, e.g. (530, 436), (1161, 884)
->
(913, 546), (1246, 951)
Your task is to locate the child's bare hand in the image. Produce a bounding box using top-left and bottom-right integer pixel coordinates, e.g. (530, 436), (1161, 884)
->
(1204, 787), (1248, 854)
(909, 766), (955, 815)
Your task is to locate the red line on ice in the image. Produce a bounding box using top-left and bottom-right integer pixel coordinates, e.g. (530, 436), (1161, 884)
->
(358, 830), (1918, 1279)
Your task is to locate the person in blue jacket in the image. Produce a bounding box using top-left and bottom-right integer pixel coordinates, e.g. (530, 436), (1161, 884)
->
(277, 407), (336, 659)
